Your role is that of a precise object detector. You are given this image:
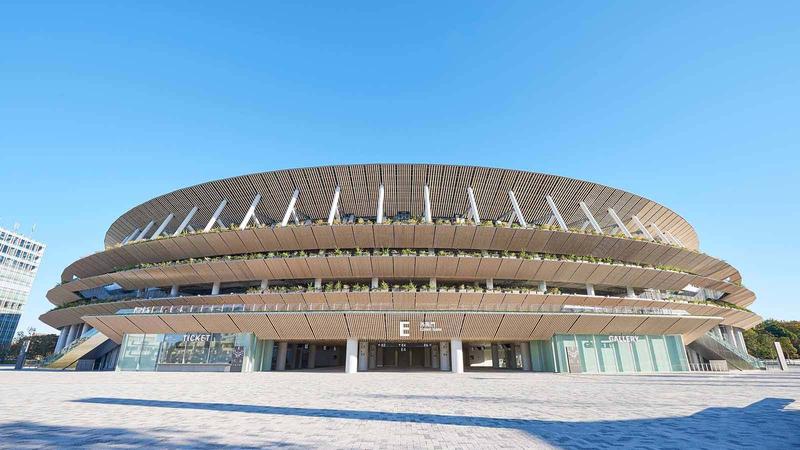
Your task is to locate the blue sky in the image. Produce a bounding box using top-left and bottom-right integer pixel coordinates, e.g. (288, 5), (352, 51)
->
(1, 2), (798, 333)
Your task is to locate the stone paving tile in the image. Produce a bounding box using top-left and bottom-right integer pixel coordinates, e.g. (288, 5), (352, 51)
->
(0, 368), (798, 449)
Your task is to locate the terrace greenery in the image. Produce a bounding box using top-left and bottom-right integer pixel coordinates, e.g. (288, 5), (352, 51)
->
(107, 248), (697, 276)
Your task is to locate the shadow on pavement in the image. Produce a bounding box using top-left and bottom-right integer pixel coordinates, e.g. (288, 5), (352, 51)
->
(63, 396), (800, 449)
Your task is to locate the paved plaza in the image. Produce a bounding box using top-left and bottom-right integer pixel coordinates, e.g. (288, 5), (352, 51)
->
(0, 368), (798, 449)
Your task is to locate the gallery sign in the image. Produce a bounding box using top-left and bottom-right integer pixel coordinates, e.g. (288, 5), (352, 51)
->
(607, 335), (640, 343)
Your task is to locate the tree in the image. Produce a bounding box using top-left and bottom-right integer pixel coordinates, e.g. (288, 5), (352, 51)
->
(778, 337), (799, 359)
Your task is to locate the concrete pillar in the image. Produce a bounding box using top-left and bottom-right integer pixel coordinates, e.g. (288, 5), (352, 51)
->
(724, 326), (738, 349)
(429, 277), (437, 290)
(368, 343), (377, 369)
(308, 344), (316, 369)
(170, 285), (179, 297)
(521, 342), (532, 371)
(491, 344), (500, 368)
(65, 324), (79, 346)
(289, 344), (298, 369)
(450, 339), (464, 373)
(431, 343), (440, 369)
(585, 284), (595, 296)
(626, 286), (636, 298)
(211, 282), (221, 295)
(538, 281), (547, 293)
(54, 327), (68, 353)
(314, 278), (322, 290)
(486, 278), (494, 290)
(261, 340), (274, 371)
(345, 339), (358, 373)
(80, 323), (91, 337)
(260, 279), (269, 291)
(734, 328), (748, 353)
(439, 341), (451, 371)
(358, 341), (369, 371)
(371, 277), (379, 289)
(276, 342), (288, 371)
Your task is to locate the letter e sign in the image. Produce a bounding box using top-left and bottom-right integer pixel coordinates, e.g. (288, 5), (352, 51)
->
(399, 321), (410, 337)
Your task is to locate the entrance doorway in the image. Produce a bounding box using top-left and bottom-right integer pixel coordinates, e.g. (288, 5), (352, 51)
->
(372, 342), (438, 370)
(278, 342), (345, 370)
(466, 343), (524, 370)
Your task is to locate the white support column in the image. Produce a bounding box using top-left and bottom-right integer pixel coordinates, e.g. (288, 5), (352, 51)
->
(240, 194), (262, 230)
(371, 277), (379, 289)
(135, 221), (155, 241)
(630, 215), (654, 241)
(423, 185), (432, 223)
(211, 282), (221, 295)
(545, 195), (568, 231)
(150, 214), (174, 239)
(466, 187), (480, 224)
(358, 341), (369, 371)
(626, 286), (636, 298)
(260, 279), (269, 291)
(439, 341), (451, 371)
(579, 202), (603, 234)
(450, 339), (464, 373)
(376, 184), (385, 224)
(508, 190), (527, 227)
(173, 207), (198, 236)
(80, 323), (91, 337)
(276, 342), (288, 371)
(327, 186), (341, 225)
(204, 199), (228, 232)
(185, 225), (195, 233)
(314, 278), (322, 290)
(665, 231), (685, 247)
(281, 190), (300, 227)
(735, 328), (748, 353)
(486, 278), (494, 290)
(54, 327), (68, 353)
(429, 278), (437, 290)
(345, 338), (359, 373)
(649, 223), (671, 244)
(170, 285), (179, 297)
(521, 342), (532, 371)
(121, 228), (140, 245)
(586, 284), (595, 296)
(538, 281), (547, 293)
(607, 208), (632, 238)
(65, 324), (79, 346)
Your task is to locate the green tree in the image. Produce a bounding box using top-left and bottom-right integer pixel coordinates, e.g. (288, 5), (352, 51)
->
(777, 336), (799, 359)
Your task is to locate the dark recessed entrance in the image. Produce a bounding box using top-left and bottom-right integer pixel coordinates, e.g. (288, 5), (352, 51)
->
(373, 342), (438, 370)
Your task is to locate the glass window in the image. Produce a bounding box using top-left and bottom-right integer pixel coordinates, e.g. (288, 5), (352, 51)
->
(576, 335), (599, 373)
(649, 336), (672, 373)
(138, 334), (163, 370)
(633, 338), (654, 372)
(117, 334), (144, 371)
(158, 334), (186, 364)
(208, 334), (236, 363)
(595, 336), (619, 373)
(666, 335), (689, 371)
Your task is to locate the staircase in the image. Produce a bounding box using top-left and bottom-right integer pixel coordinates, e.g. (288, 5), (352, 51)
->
(41, 329), (110, 369)
(689, 331), (764, 371)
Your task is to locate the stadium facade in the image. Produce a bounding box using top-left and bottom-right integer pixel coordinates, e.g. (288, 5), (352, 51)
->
(41, 164), (760, 373)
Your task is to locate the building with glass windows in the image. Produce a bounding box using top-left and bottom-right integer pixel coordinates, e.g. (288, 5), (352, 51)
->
(0, 226), (45, 347)
(41, 164), (761, 373)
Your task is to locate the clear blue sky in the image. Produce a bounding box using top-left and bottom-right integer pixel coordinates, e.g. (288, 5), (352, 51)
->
(1, 2), (798, 333)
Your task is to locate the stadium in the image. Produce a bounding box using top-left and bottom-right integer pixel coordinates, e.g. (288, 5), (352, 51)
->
(40, 164), (761, 373)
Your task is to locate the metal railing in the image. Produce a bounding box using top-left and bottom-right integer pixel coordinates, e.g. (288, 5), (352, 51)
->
(703, 330), (764, 369)
(118, 302), (691, 317)
(41, 328), (98, 367)
(689, 362), (729, 372)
